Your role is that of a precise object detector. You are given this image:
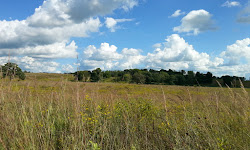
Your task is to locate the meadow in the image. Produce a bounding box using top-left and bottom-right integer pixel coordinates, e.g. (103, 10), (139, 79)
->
(0, 73), (249, 149)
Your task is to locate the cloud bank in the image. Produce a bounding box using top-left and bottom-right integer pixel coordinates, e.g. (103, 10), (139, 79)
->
(80, 34), (250, 78)
(0, 0), (139, 72)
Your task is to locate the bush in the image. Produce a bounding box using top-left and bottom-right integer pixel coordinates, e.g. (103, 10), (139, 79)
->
(1, 62), (26, 80)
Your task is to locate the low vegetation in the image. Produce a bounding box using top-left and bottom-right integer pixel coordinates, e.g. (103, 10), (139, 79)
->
(0, 73), (249, 149)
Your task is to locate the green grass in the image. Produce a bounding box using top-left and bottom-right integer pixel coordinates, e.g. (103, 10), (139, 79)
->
(0, 73), (249, 149)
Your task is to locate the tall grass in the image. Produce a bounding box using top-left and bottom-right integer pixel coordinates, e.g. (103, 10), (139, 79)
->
(0, 75), (249, 149)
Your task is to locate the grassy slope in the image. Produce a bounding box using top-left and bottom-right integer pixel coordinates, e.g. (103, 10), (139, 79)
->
(0, 73), (249, 149)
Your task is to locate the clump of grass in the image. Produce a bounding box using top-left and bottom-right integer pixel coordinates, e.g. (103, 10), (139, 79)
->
(0, 75), (249, 149)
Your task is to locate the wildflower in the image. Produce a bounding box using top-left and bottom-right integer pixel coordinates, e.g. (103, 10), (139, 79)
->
(85, 94), (91, 101)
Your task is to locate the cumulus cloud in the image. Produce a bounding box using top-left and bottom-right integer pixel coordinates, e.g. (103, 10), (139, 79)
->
(221, 38), (250, 65)
(83, 43), (122, 61)
(173, 9), (217, 35)
(62, 64), (74, 73)
(0, 56), (60, 73)
(169, 10), (185, 18)
(26, 0), (71, 28)
(119, 48), (145, 69)
(145, 35), (250, 77)
(0, 41), (78, 59)
(67, 0), (138, 23)
(237, 1), (250, 23)
(145, 34), (222, 71)
(78, 34), (250, 78)
(80, 34), (222, 72)
(80, 43), (144, 70)
(204, 37), (250, 77)
(81, 43), (122, 70)
(105, 17), (133, 32)
(0, 18), (101, 49)
(0, 0), (139, 72)
(0, 0), (138, 47)
(210, 64), (250, 78)
(27, 0), (138, 27)
(222, 1), (241, 7)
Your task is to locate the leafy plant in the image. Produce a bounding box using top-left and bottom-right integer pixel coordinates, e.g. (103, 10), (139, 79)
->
(1, 62), (26, 80)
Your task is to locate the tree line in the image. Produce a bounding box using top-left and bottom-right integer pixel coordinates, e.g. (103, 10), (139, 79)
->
(73, 68), (246, 87)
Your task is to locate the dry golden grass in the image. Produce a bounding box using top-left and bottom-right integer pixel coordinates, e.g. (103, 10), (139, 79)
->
(0, 73), (249, 149)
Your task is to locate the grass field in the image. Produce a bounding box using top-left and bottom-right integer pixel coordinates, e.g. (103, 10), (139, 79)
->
(0, 73), (249, 149)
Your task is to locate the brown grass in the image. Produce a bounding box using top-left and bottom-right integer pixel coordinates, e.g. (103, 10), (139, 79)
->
(0, 73), (249, 149)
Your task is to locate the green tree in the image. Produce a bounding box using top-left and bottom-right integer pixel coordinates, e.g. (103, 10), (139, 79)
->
(75, 71), (91, 82)
(1, 62), (26, 80)
(176, 75), (186, 85)
(143, 71), (153, 84)
(103, 71), (111, 78)
(91, 68), (103, 82)
(222, 75), (233, 87)
(132, 72), (145, 84)
(123, 73), (132, 83)
(205, 72), (213, 84)
(186, 71), (195, 85)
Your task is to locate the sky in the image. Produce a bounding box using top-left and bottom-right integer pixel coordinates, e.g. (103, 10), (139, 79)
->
(0, 0), (250, 78)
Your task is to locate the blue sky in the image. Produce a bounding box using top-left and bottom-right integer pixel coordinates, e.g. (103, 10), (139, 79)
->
(0, 0), (250, 78)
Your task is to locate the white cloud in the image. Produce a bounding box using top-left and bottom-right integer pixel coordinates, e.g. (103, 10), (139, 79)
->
(208, 63), (250, 78)
(26, 0), (71, 28)
(173, 9), (217, 35)
(119, 48), (145, 69)
(0, 0), (139, 72)
(83, 43), (122, 61)
(105, 17), (133, 32)
(145, 34), (221, 71)
(81, 43), (122, 70)
(206, 37), (250, 77)
(169, 10), (185, 18)
(221, 38), (250, 65)
(62, 64), (74, 73)
(80, 43), (144, 70)
(78, 34), (250, 78)
(152, 43), (162, 49)
(0, 41), (78, 59)
(144, 35), (250, 77)
(79, 34), (222, 72)
(0, 0), (138, 49)
(0, 0), (137, 49)
(27, 0), (138, 26)
(0, 56), (60, 73)
(0, 18), (101, 49)
(237, 1), (250, 23)
(105, 18), (117, 32)
(222, 1), (241, 7)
